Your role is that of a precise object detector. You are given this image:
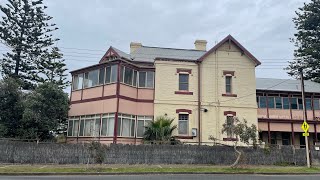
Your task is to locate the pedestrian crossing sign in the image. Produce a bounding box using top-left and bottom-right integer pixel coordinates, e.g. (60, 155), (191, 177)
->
(301, 121), (310, 132)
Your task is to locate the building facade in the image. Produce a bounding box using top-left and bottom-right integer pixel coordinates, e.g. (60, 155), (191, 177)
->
(67, 35), (320, 147)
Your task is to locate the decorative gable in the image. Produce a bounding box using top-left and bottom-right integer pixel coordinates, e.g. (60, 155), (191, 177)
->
(99, 47), (120, 63)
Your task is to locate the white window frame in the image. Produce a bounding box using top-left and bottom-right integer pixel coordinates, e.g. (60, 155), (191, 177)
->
(101, 113), (115, 137)
(117, 114), (136, 137)
(178, 113), (189, 135)
(136, 116), (153, 138)
(138, 71), (154, 88)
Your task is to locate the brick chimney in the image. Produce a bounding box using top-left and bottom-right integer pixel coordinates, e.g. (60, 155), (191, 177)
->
(130, 42), (142, 53)
(194, 40), (207, 51)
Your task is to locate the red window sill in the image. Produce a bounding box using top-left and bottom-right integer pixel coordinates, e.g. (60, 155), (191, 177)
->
(222, 93), (237, 97)
(175, 136), (194, 139)
(175, 91), (193, 95)
(223, 137), (238, 141)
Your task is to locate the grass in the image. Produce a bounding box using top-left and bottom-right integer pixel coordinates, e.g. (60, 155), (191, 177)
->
(0, 164), (319, 174)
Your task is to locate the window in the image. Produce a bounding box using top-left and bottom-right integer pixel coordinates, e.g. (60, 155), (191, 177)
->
(268, 97), (275, 108)
(226, 116), (234, 137)
(179, 74), (189, 91)
(313, 99), (320, 110)
(78, 115), (101, 137)
(139, 71), (154, 88)
(72, 74), (83, 90)
(105, 65), (118, 83)
(133, 71), (137, 87)
(137, 116), (153, 137)
(282, 132), (291, 145)
(290, 98), (298, 109)
(271, 132), (277, 145)
(124, 66), (133, 85)
(99, 68), (105, 85)
(259, 96), (267, 108)
(298, 98), (303, 110)
(306, 98), (312, 110)
(225, 76), (232, 93)
(275, 97), (282, 109)
(101, 113), (115, 136)
(84, 69), (99, 88)
(67, 117), (80, 137)
(117, 114), (135, 137)
(178, 114), (188, 135)
(283, 97), (290, 109)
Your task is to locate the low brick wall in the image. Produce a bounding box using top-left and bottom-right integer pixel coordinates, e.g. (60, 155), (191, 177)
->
(0, 141), (311, 165)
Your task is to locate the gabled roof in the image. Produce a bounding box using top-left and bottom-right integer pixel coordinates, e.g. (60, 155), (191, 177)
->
(198, 35), (261, 66)
(130, 46), (206, 62)
(256, 78), (320, 93)
(99, 46), (131, 63)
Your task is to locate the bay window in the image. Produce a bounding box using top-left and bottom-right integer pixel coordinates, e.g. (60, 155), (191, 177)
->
(72, 74), (83, 90)
(78, 115), (101, 137)
(99, 67), (105, 85)
(117, 114), (136, 137)
(84, 69), (99, 88)
(120, 66), (138, 86)
(105, 64), (118, 84)
(139, 71), (154, 88)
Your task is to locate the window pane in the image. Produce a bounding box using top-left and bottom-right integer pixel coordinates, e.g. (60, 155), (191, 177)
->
(290, 98), (298, 109)
(88, 69), (99, 87)
(298, 98), (303, 110)
(68, 120), (73, 136)
(275, 97), (282, 109)
(99, 68), (105, 85)
(178, 114), (188, 135)
(107, 118), (114, 136)
(314, 99), (320, 110)
(111, 65), (118, 82)
(259, 97), (267, 108)
(122, 119), (130, 136)
(139, 72), (146, 87)
(283, 97), (290, 109)
(137, 120), (144, 137)
(94, 118), (101, 137)
(124, 67), (133, 85)
(226, 85), (231, 94)
(79, 120), (84, 136)
(73, 120), (79, 137)
(84, 120), (93, 136)
(179, 74), (189, 91)
(226, 116), (234, 137)
(83, 73), (89, 88)
(306, 98), (312, 110)
(72, 74), (83, 90)
(268, 97), (275, 108)
(117, 118), (121, 136)
(131, 119), (135, 137)
(105, 66), (111, 83)
(146, 71), (154, 88)
(133, 71), (137, 87)
(101, 118), (107, 136)
(226, 76), (232, 93)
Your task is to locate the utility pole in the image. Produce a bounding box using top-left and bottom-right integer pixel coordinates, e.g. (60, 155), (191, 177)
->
(300, 69), (311, 168)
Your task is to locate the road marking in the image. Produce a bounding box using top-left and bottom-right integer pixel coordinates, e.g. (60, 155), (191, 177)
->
(157, 165), (162, 168)
(39, 166), (47, 169)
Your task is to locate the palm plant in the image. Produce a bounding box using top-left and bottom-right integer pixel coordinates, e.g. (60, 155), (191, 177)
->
(143, 116), (177, 143)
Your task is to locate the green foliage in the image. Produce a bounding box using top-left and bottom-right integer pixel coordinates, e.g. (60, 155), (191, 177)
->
(0, 77), (24, 138)
(0, 0), (66, 89)
(88, 141), (106, 164)
(221, 117), (258, 146)
(143, 116), (177, 143)
(19, 82), (69, 140)
(286, 0), (320, 82)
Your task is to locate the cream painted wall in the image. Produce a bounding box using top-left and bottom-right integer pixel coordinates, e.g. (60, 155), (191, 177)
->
(154, 41), (258, 145)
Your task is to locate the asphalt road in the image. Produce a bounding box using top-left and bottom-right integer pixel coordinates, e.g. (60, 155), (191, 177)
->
(0, 175), (319, 180)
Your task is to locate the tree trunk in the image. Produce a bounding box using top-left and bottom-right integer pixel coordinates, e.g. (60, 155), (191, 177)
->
(230, 143), (241, 168)
(14, 49), (21, 76)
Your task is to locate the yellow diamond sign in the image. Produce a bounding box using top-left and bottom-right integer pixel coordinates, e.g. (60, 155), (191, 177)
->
(301, 121), (310, 132)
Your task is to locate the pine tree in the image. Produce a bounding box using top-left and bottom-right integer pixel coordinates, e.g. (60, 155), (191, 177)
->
(0, 0), (59, 89)
(286, 0), (320, 82)
(38, 47), (70, 89)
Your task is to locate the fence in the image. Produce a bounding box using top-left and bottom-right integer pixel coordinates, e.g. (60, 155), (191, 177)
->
(0, 140), (315, 166)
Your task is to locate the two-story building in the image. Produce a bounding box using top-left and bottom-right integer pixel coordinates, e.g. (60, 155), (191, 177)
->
(67, 34), (320, 147)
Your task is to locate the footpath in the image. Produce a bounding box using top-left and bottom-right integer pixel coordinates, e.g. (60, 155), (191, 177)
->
(0, 164), (319, 175)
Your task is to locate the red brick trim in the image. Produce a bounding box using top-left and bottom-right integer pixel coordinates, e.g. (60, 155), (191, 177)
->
(175, 91), (193, 95)
(70, 95), (154, 104)
(176, 109), (192, 114)
(222, 93), (237, 97)
(175, 136), (194, 139)
(224, 111), (236, 116)
(223, 71), (235, 76)
(223, 137), (238, 141)
(177, 68), (192, 74)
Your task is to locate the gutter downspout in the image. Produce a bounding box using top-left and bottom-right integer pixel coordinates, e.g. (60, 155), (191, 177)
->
(113, 61), (121, 144)
(197, 61), (201, 146)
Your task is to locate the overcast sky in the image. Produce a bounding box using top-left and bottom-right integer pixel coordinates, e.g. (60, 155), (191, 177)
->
(0, 0), (309, 91)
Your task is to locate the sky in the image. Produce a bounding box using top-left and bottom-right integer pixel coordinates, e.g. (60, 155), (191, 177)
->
(0, 0), (309, 92)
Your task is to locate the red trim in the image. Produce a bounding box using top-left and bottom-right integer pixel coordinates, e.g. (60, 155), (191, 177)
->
(175, 136), (193, 139)
(114, 63), (121, 144)
(268, 122), (271, 144)
(70, 95), (154, 104)
(223, 137), (238, 141)
(175, 91), (193, 95)
(118, 95), (154, 103)
(291, 122), (295, 145)
(223, 71), (235, 76)
(222, 93), (237, 97)
(198, 35), (261, 66)
(177, 68), (192, 74)
(176, 109), (192, 114)
(224, 111), (236, 116)
(315, 124), (318, 142)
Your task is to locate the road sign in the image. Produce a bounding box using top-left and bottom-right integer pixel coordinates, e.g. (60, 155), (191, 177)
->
(303, 132), (309, 137)
(301, 121), (310, 132)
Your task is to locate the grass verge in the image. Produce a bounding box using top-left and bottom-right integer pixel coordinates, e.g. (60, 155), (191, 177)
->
(0, 165), (319, 174)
